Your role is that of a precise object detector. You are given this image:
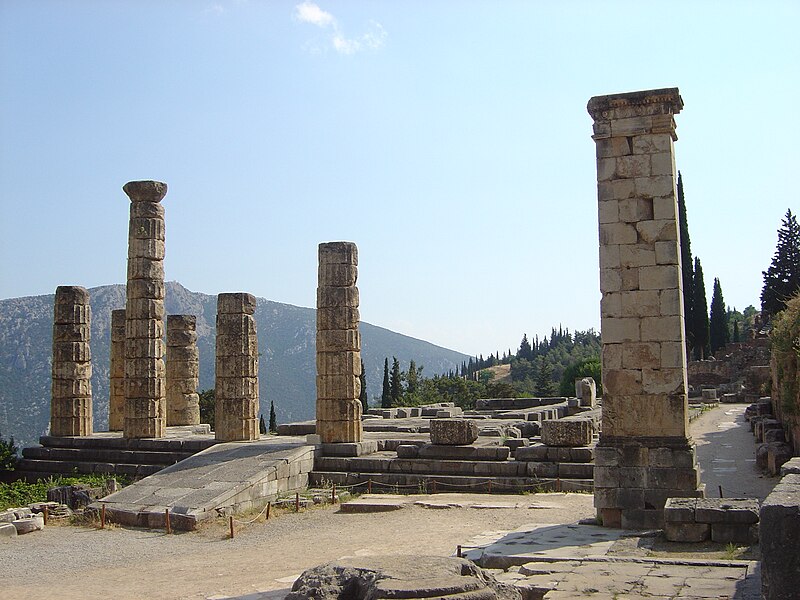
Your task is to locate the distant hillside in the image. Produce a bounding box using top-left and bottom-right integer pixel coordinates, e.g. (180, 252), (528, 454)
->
(0, 282), (469, 449)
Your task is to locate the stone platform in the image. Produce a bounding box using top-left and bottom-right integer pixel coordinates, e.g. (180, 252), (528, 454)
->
(15, 425), (216, 481)
(91, 435), (313, 530)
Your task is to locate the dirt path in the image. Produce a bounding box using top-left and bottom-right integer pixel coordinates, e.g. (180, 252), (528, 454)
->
(690, 403), (778, 500)
(0, 493), (594, 600)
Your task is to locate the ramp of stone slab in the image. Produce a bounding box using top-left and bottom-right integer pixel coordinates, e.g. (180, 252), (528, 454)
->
(92, 436), (314, 530)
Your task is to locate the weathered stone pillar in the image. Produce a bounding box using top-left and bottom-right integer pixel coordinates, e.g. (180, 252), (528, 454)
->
(215, 293), (259, 441)
(316, 242), (363, 443)
(108, 309), (125, 431)
(587, 89), (701, 529)
(166, 314), (200, 426)
(51, 286), (92, 436)
(123, 180), (167, 439)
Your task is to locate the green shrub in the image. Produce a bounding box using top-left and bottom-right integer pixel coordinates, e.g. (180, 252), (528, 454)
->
(0, 474), (129, 510)
(0, 432), (18, 472)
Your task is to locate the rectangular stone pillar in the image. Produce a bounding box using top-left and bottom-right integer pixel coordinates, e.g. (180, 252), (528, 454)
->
(316, 241), (363, 443)
(166, 314), (200, 426)
(51, 286), (92, 437)
(587, 89), (702, 529)
(108, 309), (125, 431)
(123, 180), (167, 439)
(215, 293), (259, 441)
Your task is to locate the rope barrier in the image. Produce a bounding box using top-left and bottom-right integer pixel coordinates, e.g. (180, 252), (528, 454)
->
(231, 500), (272, 525)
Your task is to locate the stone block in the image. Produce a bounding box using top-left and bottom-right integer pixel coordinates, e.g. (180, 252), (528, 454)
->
(527, 462), (558, 479)
(316, 307), (360, 330)
(316, 330), (361, 352)
(316, 287), (359, 309)
(638, 265), (680, 291)
(318, 263), (358, 286)
(599, 222), (638, 246)
(125, 297), (165, 320)
(780, 457), (800, 476)
(316, 399), (362, 422)
(217, 292), (257, 315)
(126, 258), (165, 281)
(767, 443), (794, 476)
(318, 241), (358, 265)
(429, 419), (479, 445)
(636, 219), (677, 244)
(396, 445), (419, 459)
(128, 237), (165, 260)
(663, 497), (696, 523)
(541, 419), (593, 447)
(125, 339), (165, 359)
(641, 315), (683, 342)
(316, 375), (360, 400)
(664, 522), (709, 542)
(216, 314), (257, 336)
(618, 197), (653, 222)
(317, 351), (361, 376)
(603, 368), (643, 396)
(654, 240), (678, 265)
(761, 476), (800, 599)
(641, 368), (685, 395)
(601, 318), (640, 343)
(316, 419), (363, 444)
(598, 200), (619, 224)
(711, 523), (758, 545)
(0, 522), (17, 539)
(53, 323), (91, 342)
(765, 428), (786, 443)
(621, 342), (661, 369)
(53, 303), (90, 325)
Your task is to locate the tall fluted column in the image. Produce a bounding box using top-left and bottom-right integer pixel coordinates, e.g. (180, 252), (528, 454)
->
(108, 309), (125, 431)
(123, 180), (167, 439)
(166, 314), (200, 426)
(215, 293), (259, 441)
(316, 241), (363, 443)
(588, 89), (701, 529)
(51, 286), (92, 436)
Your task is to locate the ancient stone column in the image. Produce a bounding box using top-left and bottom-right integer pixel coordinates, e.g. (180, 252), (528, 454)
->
(215, 293), (259, 441)
(123, 180), (167, 439)
(51, 286), (92, 436)
(166, 314), (200, 426)
(316, 242), (363, 443)
(588, 89), (701, 529)
(108, 309), (125, 431)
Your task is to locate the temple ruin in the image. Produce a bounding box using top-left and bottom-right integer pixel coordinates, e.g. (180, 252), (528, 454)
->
(587, 88), (702, 528)
(315, 241), (363, 444)
(214, 292), (260, 441)
(123, 180), (168, 439)
(50, 285), (93, 437)
(166, 314), (200, 426)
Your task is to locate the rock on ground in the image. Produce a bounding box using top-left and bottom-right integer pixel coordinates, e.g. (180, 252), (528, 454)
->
(285, 555), (521, 600)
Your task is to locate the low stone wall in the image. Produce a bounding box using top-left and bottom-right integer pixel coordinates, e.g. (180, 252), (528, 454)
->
(664, 498), (759, 544)
(761, 473), (800, 599)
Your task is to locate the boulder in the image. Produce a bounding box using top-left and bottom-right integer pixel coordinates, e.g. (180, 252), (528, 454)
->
(286, 555), (521, 600)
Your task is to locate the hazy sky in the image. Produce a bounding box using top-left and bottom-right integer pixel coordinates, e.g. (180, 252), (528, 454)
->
(1, 1), (798, 356)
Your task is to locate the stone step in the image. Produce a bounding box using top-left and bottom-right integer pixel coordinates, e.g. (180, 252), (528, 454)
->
(38, 434), (215, 453)
(309, 471), (593, 494)
(14, 458), (162, 479)
(315, 456), (530, 477)
(22, 446), (192, 466)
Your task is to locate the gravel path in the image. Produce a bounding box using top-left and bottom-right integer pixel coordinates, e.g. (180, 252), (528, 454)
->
(0, 493), (594, 600)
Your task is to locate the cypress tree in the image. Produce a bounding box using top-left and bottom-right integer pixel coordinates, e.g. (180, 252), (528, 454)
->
(518, 334), (533, 361)
(761, 209), (800, 318)
(733, 320), (740, 343)
(259, 414), (267, 435)
(533, 357), (556, 397)
(268, 401), (277, 433)
(677, 172), (695, 354)
(692, 257), (710, 360)
(406, 359), (418, 395)
(709, 278), (729, 355)
(381, 357), (391, 408)
(359, 359), (368, 411)
(389, 357), (402, 406)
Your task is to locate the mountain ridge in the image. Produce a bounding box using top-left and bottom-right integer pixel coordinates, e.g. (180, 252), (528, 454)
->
(0, 282), (469, 448)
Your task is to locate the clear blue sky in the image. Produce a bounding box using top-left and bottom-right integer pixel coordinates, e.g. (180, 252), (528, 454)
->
(1, 1), (798, 356)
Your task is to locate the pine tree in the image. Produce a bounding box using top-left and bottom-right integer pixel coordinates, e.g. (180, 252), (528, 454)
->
(381, 358), (391, 408)
(359, 359), (368, 411)
(761, 209), (800, 317)
(692, 257), (710, 360)
(268, 401), (277, 433)
(259, 414), (267, 435)
(733, 320), (740, 343)
(677, 172), (695, 354)
(389, 357), (402, 406)
(709, 278), (729, 355)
